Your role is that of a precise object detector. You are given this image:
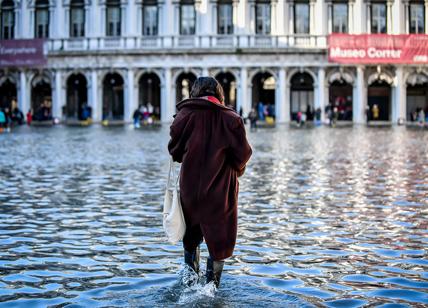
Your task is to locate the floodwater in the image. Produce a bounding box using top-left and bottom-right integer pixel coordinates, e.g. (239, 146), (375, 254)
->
(0, 124), (427, 307)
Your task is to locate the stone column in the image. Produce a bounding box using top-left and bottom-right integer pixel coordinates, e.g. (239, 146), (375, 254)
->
(125, 69), (135, 123)
(232, 0), (239, 34)
(162, 68), (173, 122)
(237, 67), (248, 115)
(354, 66), (366, 124)
(53, 70), (63, 120)
(288, 2), (294, 34)
(349, 1), (355, 33)
(127, 0), (136, 37)
(202, 68), (209, 76)
(18, 71), (29, 115)
(315, 67), (326, 121)
(387, 0), (393, 33)
(174, 1), (180, 35)
(29, 8), (35, 38)
(276, 67), (287, 123)
(425, 0), (428, 34)
(404, 1), (409, 33)
(271, 0), (278, 35)
(90, 70), (100, 122)
(309, 0), (316, 34)
(366, 2), (371, 33)
(327, 2), (332, 34)
(393, 66), (406, 124)
(249, 0), (255, 33)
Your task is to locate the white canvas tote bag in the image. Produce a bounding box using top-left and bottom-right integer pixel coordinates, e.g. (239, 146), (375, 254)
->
(163, 158), (186, 244)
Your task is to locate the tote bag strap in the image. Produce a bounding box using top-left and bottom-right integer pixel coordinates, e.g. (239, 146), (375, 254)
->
(166, 157), (174, 189)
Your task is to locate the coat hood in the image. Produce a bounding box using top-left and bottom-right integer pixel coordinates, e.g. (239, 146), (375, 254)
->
(176, 97), (235, 112)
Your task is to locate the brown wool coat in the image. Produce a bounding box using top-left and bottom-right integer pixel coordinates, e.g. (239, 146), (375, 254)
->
(168, 97), (252, 260)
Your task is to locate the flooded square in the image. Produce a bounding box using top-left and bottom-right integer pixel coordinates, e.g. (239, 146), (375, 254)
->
(0, 125), (427, 307)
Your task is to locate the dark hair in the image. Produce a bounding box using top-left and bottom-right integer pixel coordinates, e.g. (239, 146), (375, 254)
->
(190, 76), (224, 103)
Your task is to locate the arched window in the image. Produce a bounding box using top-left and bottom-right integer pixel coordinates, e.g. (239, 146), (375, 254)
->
(35, 0), (49, 38)
(0, 0), (14, 39)
(143, 0), (158, 35)
(294, 0), (309, 34)
(218, 0), (233, 34)
(331, 1), (348, 33)
(409, 1), (425, 34)
(106, 0), (121, 36)
(180, 0), (195, 35)
(370, 1), (387, 33)
(70, 0), (85, 37)
(255, 0), (270, 34)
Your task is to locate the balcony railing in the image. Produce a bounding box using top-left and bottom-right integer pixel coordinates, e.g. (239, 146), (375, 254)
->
(47, 35), (327, 52)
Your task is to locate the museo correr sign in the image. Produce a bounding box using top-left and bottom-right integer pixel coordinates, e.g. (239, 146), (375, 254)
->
(0, 39), (47, 67)
(328, 34), (428, 64)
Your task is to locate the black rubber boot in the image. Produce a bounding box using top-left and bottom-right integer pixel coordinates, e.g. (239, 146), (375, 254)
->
(184, 246), (200, 273)
(205, 256), (224, 288)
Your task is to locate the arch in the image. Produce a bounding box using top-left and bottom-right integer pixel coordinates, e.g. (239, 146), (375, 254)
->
(215, 71), (237, 109)
(406, 71), (428, 86)
(251, 71), (276, 121)
(326, 68), (355, 86)
(102, 72), (124, 120)
(175, 71), (197, 102)
(286, 68), (317, 86)
(138, 72), (161, 120)
(367, 71), (394, 86)
(31, 74), (52, 121)
(289, 72), (315, 121)
(66, 73), (88, 120)
(367, 80), (391, 121)
(248, 68), (277, 84)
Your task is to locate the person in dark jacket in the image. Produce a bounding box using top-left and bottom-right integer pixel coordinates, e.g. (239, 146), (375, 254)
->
(168, 77), (252, 288)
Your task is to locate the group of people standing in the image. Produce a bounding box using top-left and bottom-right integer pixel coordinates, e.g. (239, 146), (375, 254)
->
(0, 100), (25, 132)
(409, 107), (427, 126)
(132, 103), (159, 128)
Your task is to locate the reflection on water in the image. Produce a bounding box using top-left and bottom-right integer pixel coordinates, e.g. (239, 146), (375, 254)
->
(0, 125), (427, 307)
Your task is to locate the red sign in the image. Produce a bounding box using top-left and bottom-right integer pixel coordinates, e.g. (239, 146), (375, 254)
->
(0, 39), (47, 67)
(328, 34), (428, 64)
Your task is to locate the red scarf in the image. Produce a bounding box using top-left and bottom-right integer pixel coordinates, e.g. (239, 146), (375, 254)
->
(203, 96), (224, 106)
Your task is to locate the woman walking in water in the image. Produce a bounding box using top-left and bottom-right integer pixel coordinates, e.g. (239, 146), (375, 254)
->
(168, 76), (252, 288)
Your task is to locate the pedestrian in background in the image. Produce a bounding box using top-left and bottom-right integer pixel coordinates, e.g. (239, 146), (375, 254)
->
(168, 76), (252, 288)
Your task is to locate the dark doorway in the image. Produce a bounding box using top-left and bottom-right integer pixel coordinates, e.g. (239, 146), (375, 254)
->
(176, 72), (196, 103)
(139, 72), (161, 120)
(329, 81), (353, 121)
(31, 78), (52, 121)
(367, 80), (391, 121)
(103, 73), (124, 120)
(290, 72), (314, 121)
(406, 83), (428, 122)
(66, 73), (88, 120)
(0, 79), (17, 111)
(252, 72), (275, 120)
(216, 72), (237, 110)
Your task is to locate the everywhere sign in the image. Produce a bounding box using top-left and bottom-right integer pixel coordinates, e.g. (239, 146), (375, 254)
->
(328, 34), (428, 64)
(0, 39), (47, 67)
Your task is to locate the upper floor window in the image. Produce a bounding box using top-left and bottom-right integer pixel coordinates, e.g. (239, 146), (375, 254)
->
(218, 0), (233, 34)
(35, 0), (49, 38)
(409, 2), (425, 34)
(180, 0), (195, 35)
(143, 0), (158, 35)
(332, 2), (348, 33)
(0, 0), (14, 39)
(70, 0), (85, 37)
(106, 0), (121, 36)
(371, 2), (387, 33)
(256, 1), (270, 34)
(294, 1), (309, 34)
